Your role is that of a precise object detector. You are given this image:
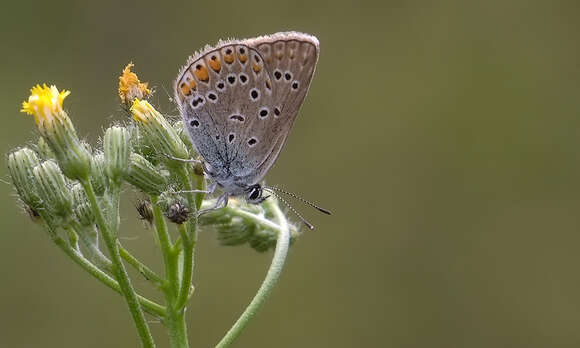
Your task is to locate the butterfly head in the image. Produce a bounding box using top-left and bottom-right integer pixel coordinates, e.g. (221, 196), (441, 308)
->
(245, 184), (269, 204)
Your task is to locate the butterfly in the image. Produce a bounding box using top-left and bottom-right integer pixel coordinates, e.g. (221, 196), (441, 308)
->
(174, 32), (328, 227)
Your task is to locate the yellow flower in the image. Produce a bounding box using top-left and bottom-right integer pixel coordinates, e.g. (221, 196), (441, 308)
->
(130, 98), (157, 123)
(21, 84), (70, 126)
(20, 84), (91, 180)
(119, 63), (151, 105)
(130, 99), (190, 160)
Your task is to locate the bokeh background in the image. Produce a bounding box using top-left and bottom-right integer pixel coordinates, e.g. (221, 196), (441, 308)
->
(1, 0), (580, 347)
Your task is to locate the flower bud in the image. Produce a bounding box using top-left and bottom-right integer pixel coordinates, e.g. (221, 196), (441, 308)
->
(7, 148), (42, 209)
(71, 183), (94, 226)
(104, 126), (131, 180)
(172, 120), (194, 151)
(135, 199), (154, 225)
(130, 99), (189, 161)
(36, 137), (55, 160)
(90, 152), (108, 196)
(125, 153), (167, 195)
(166, 201), (190, 224)
(32, 160), (73, 218)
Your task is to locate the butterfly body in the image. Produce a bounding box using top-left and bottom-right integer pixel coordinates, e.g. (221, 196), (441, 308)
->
(175, 32), (319, 204)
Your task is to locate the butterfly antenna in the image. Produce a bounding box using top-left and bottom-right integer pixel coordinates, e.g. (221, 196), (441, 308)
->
(264, 186), (332, 215)
(263, 188), (315, 230)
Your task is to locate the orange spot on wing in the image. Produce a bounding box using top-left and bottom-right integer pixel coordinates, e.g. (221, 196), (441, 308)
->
(252, 63), (262, 73)
(194, 64), (209, 82)
(188, 78), (196, 90)
(238, 53), (248, 63)
(223, 48), (235, 64)
(208, 55), (221, 72)
(180, 82), (191, 96)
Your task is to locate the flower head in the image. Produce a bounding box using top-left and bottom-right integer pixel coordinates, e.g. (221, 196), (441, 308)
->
(21, 84), (70, 126)
(130, 99), (190, 161)
(21, 84), (91, 181)
(119, 63), (151, 106)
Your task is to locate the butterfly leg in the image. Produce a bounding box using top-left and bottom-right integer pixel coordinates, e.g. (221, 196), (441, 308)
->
(162, 153), (201, 164)
(179, 181), (217, 194)
(196, 193), (229, 218)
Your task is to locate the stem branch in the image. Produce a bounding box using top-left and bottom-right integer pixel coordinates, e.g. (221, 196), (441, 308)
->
(82, 180), (156, 348)
(215, 198), (291, 348)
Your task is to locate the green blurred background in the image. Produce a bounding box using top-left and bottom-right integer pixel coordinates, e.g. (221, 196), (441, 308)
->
(1, 0), (580, 347)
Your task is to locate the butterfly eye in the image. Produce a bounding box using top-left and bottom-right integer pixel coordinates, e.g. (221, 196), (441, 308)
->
(247, 185), (261, 201)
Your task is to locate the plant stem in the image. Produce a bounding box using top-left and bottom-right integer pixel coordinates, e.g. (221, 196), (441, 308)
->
(151, 195), (178, 295)
(215, 198), (291, 348)
(174, 223), (194, 310)
(166, 305), (189, 348)
(174, 165), (202, 310)
(119, 245), (165, 286)
(82, 180), (156, 348)
(53, 237), (166, 317)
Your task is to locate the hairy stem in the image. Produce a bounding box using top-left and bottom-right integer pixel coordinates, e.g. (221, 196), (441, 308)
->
(82, 180), (156, 348)
(215, 198), (291, 348)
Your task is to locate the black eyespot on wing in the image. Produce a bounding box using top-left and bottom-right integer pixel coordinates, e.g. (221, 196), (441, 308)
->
(228, 133), (235, 142)
(292, 81), (299, 90)
(274, 107), (280, 116)
(189, 119), (199, 127)
(250, 89), (259, 100)
(239, 74), (248, 83)
(274, 70), (282, 80)
(217, 81), (225, 90)
(229, 114), (245, 122)
(284, 72), (292, 81)
(248, 138), (257, 146)
(228, 75), (236, 84)
(208, 92), (217, 101)
(259, 108), (268, 118)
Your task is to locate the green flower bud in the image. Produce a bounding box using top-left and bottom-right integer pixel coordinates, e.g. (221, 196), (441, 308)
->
(216, 216), (254, 246)
(36, 137), (55, 160)
(172, 120), (194, 151)
(42, 116), (92, 181)
(71, 183), (94, 226)
(131, 100), (189, 162)
(7, 148), (42, 209)
(204, 199), (300, 252)
(125, 153), (167, 195)
(90, 152), (108, 196)
(104, 126), (131, 180)
(33, 160), (73, 218)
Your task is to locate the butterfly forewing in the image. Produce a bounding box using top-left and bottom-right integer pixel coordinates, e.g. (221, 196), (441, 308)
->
(175, 32), (319, 189)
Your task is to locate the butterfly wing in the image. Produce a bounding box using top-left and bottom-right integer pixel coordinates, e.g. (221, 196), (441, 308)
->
(175, 32), (319, 188)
